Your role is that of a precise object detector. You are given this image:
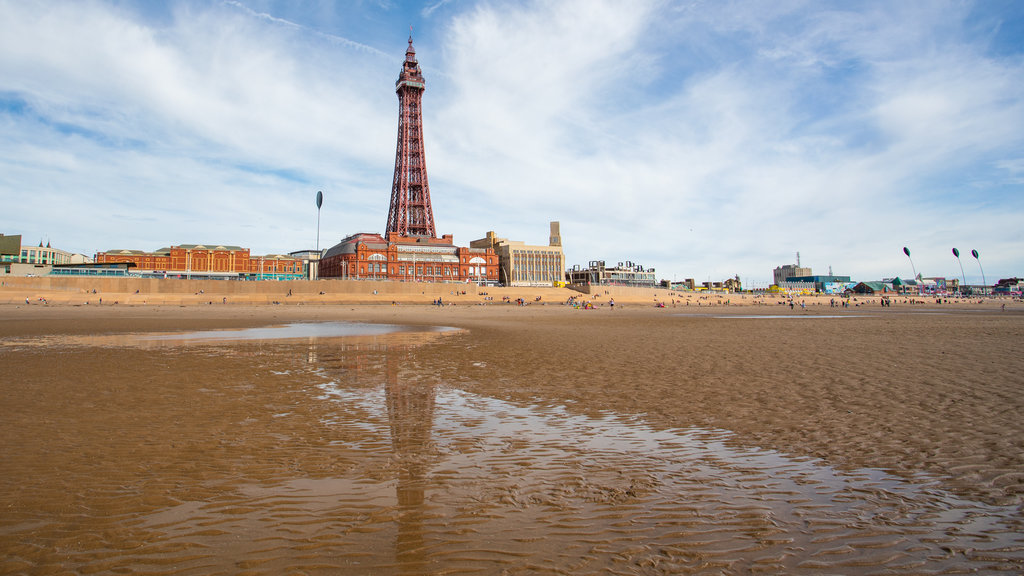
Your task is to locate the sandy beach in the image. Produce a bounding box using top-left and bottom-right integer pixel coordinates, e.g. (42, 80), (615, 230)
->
(2, 281), (1023, 574)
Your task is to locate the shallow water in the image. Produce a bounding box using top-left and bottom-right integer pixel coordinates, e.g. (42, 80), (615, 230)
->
(2, 323), (1023, 574)
(140, 322), (458, 343)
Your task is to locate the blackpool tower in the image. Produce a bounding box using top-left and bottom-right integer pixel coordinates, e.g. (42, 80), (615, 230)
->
(385, 36), (437, 238)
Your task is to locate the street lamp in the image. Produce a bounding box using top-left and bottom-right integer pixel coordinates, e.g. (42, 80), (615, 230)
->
(952, 248), (966, 296)
(902, 247), (917, 295)
(902, 247), (917, 280)
(315, 190), (323, 252)
(971, 249), (986, 296)
(314, 190), (323, 281)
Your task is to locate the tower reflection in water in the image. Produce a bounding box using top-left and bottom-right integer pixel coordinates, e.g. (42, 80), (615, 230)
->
(304, 334), (437, 571)
(386, 350), (434, 570)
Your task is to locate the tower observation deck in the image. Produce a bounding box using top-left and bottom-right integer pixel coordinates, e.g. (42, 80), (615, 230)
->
(385, 36), (437, 238)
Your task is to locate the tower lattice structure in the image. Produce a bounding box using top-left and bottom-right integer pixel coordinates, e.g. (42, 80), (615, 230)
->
(385, 37), (437, 238)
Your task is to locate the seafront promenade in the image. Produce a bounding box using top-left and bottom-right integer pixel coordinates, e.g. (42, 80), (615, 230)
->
(3, 275), (1009, 308)
(1, 276), (720, 306)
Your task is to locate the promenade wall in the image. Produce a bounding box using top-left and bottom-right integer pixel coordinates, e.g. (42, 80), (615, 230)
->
(2, 277), (732, 305)
(0, 276), (577, 305)
(1, 276), (458, 296)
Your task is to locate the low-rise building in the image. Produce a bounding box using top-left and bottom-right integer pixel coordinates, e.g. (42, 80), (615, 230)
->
(567, 260), (657, 287)
(289, 249), (323, 280)
(1, 234), (92, 276)
(786, 274), (853, 293)
(470, 222), (565, 287)
(95, 244), (305, 280)
(319, 232), (499, 284)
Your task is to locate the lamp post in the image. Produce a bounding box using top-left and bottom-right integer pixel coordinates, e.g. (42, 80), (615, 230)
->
(902, 247), (917, 295)
(952, 248), (966, 296)
(314, 190), (323, 281)
(971, 249), (986, 296)
(315, 191), (323, 253)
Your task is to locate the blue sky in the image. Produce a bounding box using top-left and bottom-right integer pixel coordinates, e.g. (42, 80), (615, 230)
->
(1, 0), (1022, 286)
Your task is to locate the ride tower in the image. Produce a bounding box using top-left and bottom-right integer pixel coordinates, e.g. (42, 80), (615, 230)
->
(385, 36), (437, 238)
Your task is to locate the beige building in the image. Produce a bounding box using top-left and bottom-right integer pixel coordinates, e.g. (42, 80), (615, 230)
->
(471, 222), (566, 287)
(1, 234), (91, 276)
(773, 263), (811, 286)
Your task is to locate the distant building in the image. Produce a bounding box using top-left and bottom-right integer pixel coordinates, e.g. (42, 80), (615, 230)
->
(50, 262), (135, 277)
(567, 260), (657, 287)
(289, 249), (322, 280)
(95, 244), (305, 280)
(663, 278), (696, 291)
(470, 222), (565, 287)
(994, 277), (1022, 294)
(852, 281), (896, 294)
(0, 235), (87, 266)
(1, 234), (91, 276)
(0, 234), (20, 259)
(773, 264), (811, 286)
(319, 232), (498, 284)
(880, 276), (951, 294)
(785, 275), (853, 293)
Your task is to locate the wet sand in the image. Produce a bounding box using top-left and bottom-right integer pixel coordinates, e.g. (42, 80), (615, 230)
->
(2, 302), (1023, 574)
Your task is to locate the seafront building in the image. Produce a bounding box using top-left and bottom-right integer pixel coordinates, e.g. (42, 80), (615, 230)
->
(319, 232), (496, 283)
(94, 244), (305, 280)
(566, 260), (657, 287)
(786, 274), (854, 294)
(1, 234), (92, 277)
(470, 222), (566, 287)
(319, 37), (498, 284)
(288, 249), (322, 280)
(773, 262), (812, 286)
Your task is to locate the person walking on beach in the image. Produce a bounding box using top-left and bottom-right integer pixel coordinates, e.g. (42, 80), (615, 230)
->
(609, 298), (615, 310)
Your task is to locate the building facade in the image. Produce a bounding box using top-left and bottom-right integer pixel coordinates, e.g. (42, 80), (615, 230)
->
(566, 260), (657, 287)
(95, 244), (305, 279)
(0, 235), (86, 266)
(471, 222), (565, 287)
(773, 264), (812, 286)
(1, 234), (93, 276)
(320, 232), (497, 283)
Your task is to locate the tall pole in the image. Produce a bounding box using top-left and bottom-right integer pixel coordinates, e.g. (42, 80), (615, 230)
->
(902, 247), (917, 294)
(315, 191), (323, 253)
(952, 248), (966, 296)
(315, 190), (323, 281)
(971, 249), (986, 296)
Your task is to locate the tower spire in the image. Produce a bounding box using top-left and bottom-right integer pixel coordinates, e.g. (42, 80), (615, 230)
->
(386, 35), (436, 237)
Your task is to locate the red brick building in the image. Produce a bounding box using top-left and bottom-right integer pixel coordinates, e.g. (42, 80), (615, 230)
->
(320, 232), (497, 283)
(96, 244), (305, 279)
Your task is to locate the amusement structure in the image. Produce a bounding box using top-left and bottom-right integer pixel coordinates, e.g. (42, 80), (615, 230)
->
(386, 37), (436, 239)
(319, 37), (498, 283)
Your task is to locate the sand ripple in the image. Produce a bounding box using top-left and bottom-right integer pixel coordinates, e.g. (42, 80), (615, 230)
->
(2, 314), (1023, 574)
